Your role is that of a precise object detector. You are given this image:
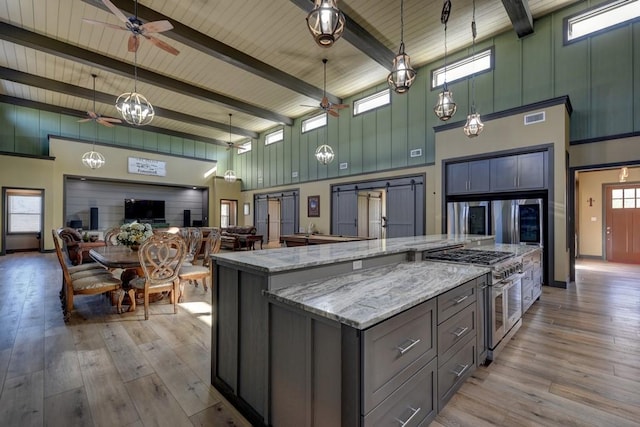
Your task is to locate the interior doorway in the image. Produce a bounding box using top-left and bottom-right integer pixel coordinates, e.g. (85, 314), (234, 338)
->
(357, 191), (385, 239)
(2, 188), (44, 254)
(268, 199), (281, 244)
(220, 199), (238, 228)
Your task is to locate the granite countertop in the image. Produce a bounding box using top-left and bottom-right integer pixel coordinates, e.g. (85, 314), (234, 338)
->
(467, 243), (542, 257)
(212, 234), (494, 273)
(264, 261), (490, 330)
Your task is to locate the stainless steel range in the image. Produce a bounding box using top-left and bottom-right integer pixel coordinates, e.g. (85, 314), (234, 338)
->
(422, 247), (524, 362)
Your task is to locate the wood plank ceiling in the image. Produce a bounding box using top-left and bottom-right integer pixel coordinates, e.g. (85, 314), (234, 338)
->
(0, 0), (580, 148)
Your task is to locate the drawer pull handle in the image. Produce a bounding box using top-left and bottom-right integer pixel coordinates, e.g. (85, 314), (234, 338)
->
(451, 363), (470, 377)
(397, 338), (421, 355)
(454, 295), (468, 304)
(452, 326), (469, 337)
(395, 406), (421, 427)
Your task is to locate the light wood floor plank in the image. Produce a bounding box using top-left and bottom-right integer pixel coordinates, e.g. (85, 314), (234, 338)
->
(100, 322), (155, 383)
(43, 331), (83, 398)
(43, 387), (93, 427)
(189, 401), (253, 427)
(125, 373), (193, 427)
(0, 371), (44, 427)
(6, 325), (44, 379)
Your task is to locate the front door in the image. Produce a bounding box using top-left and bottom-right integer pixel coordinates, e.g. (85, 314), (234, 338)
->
(605, 185), (640, 264)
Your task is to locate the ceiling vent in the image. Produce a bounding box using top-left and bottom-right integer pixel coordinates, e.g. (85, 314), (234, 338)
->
(524, 111), (545, 125)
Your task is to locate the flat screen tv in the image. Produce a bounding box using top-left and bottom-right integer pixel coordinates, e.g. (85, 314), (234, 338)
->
(124, 199), (165, 221)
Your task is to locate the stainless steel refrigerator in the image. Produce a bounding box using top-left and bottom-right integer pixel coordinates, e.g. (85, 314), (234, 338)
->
(447, 198), (543, 245)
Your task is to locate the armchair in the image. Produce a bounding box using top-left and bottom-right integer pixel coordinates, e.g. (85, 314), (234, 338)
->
(58, 227), (106, 265)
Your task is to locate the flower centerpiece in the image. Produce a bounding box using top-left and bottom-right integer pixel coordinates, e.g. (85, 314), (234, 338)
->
(116, 222), (153, 249)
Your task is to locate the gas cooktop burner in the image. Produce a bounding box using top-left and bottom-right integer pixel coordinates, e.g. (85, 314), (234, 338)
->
(424, 249), (513, 266)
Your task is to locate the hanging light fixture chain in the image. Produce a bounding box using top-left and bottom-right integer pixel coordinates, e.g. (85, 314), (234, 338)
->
(400, 0), (405, 44)
(441, 0), (452, 84)
(471, 0), (477, 111)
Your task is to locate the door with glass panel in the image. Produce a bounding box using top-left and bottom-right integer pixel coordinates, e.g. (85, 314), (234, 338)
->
(606, 185), (640, 264)
(2, 188), (44, 253)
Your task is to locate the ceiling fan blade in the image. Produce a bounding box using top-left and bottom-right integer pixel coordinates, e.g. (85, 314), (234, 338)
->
(300, 104), (322, 108)
(100, 0), (129, 24)
(100, 117), (122, 123)
(77, 118), (92, 123)
(82, 18), (127, 31)
(327, 109), (340, 118)
(333, 103), (350, 109)
(96, 118), (116, 127)
(146, 35), (180, 55)
(87, 111), (98, 119)
(141, 20), (174, 33)
(128, 34), (140, 52)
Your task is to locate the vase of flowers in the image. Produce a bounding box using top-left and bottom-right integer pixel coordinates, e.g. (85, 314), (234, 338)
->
(116, 222), (153, 249)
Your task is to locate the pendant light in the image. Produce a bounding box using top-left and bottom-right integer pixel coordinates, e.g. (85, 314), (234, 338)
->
(434, 0), (457, 121)
(388, 0), (416, 94)
(82, 74), (106, 170)
(315, 143), (335, 165)
(463, 0), (484, 138)
(115, 48), (154, 126)
(224, 114), (237, 183)
(306, 0), (346, 48)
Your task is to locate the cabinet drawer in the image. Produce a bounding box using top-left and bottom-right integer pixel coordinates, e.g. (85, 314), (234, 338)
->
(438, 304), (476, 364)
(437, 279), (476, 323)
(363, 357), (437, 427)
(363, 299), (436, 414)
(437, 336), (476, 411)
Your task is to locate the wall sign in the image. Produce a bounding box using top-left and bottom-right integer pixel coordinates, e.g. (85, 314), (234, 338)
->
(128, 157), (167, 177)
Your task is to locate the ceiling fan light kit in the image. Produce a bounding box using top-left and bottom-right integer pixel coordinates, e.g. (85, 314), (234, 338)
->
(434, 0), (457, 121)
(388, 0), (416, 94)
(306, 0), (346, 48)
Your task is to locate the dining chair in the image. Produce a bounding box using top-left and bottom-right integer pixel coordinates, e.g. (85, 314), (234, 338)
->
(128, 232), (187, 320)
(52, 229), (124, 321)
(103, 226), (121, 246)
(179, 227), (203, 265)
(178, 229), (222, 301)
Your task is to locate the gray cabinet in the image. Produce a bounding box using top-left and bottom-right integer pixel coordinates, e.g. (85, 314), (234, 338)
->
(490, 152), (546, 192)
(521, 249), (543, 314)
(446, 160), (491, 195)
(476, 274), (489, 366)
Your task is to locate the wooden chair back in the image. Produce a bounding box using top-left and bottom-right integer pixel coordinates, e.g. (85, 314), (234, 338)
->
(179, 227), (202, 264)
(202, 229), (222, 267)
(104, 226), (121, 246)
(138, 232), (187, 286)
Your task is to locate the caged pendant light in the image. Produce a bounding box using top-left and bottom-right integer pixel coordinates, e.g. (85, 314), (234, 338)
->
(115, 49), (154, 126)
(224, 114), (237, 183)
(434, 0), (457, 121)
(463, 0), (484, 138)
(306, 0), (346, 48)
(388, 0), (416, 94)
(82, 74), (106, 169)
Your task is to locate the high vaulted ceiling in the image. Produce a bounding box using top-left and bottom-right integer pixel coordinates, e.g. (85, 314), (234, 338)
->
(0, 0), (579, 148)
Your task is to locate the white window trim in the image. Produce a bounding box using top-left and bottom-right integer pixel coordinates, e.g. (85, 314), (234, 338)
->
(301, 113), (327, 133)
(353, 89), (390, 116)
(431, 48), (493, 89)
(565, 0), (640, 43)
(265, 128), (284, 146)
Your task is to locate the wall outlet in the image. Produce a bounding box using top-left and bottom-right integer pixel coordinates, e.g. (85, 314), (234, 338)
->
(353, 260), (362, 270)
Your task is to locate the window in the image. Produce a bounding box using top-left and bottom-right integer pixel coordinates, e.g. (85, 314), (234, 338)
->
(611, 188), (639, 209)
(265, 129), (284, 146)
(301, 113), (327, 133)
(353, 89), (390, 116)
(220, 199), (237, 228)
(431, 49), (493, 89)
(237, 140), (252, 154)
(8, 193), (42, 233)
(565, 0), (639, 44)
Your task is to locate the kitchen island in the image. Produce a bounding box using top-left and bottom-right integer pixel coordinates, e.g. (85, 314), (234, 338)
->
(211, 234), (494, 426)
(279, 233), (374, 246)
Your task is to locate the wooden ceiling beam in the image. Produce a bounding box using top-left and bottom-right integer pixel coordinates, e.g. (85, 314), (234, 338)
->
(289, 0), (395, 71)
(81, 0), (342, 106)
(0, 66), (258, 140)
(501, 0), (534, 38)
(0, 22), (293, 126)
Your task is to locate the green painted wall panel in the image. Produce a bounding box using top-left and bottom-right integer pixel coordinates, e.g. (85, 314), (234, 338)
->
(143, 131), (158, 151)
(590, 27), (634, 136)
(391, 91), (409, 169)
(283, 126), (292, 185)
(410, 71), (429, 166)
(0, 103), (16, 152)
(338, 108), (350, 176)
(493, 34), (522, 111)
(349, 104), (364, 175)
(59, 114), (80, 140)
(182, 139), (195, 157)
(376, 95), (392, 171)
(362, 108), (378, 173)
(635, 22), (640, 131)
(15, 106), (40, 155)
(170, 136), (183, 155)
(522, 17), (553, 105)
(326, 117), (340, 177)
(39, 111), (61, 149)
(291, 127), (300, 184)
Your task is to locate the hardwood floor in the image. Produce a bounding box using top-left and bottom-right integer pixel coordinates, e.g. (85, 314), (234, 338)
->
(1, 253), (638, 426)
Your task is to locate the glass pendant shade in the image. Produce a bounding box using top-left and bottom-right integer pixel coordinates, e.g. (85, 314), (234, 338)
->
(434, 87), (457, 121)
(315, 144), (335, 165)
(223, 170), (237, 183)
(306, 0), (346, 47)
(388, 44), (416, 94)
(115, 92), (154, 126)
(81, 150), (106, 169)
(463, 112), (484, 137)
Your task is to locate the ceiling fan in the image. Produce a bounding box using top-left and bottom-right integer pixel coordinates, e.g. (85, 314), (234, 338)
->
(301, 58), (349, 118)
(83, 0), (180, 56)
(225, 114), (245, 151)
(77, 74), (122, 127)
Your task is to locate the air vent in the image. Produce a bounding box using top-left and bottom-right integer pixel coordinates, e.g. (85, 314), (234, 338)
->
(291, 171), (298, 178)
(524, 111), (545, 125)
(410, 148), (422, 158)
(339, 162), (348, 170)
